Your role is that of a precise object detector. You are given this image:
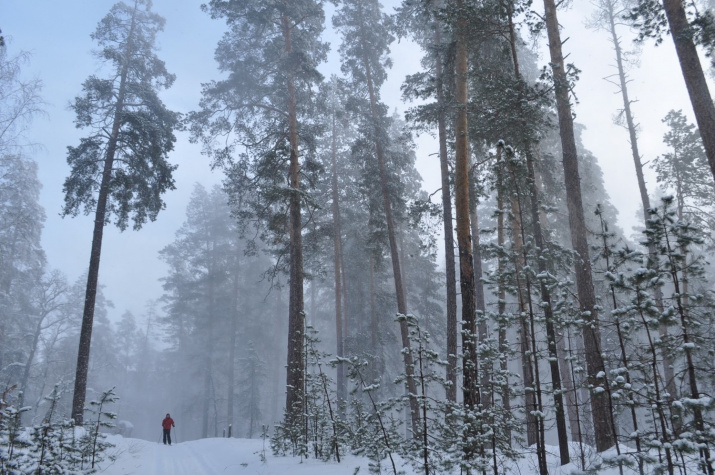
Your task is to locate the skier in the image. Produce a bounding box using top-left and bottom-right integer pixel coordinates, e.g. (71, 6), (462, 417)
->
(162, 413), (175, 445)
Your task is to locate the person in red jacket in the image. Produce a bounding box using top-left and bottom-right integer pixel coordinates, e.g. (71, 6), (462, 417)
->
(162, 413), (175, 445)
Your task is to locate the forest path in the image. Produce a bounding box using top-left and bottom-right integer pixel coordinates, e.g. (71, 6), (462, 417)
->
(99, 435), (370, 475)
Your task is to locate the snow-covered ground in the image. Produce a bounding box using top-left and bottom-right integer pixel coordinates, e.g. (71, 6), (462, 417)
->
(97, 435), (671, 474)
(101, 436), (387, 475)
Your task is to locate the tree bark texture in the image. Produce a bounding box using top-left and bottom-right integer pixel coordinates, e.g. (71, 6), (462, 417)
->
(542, 0), (616, 451)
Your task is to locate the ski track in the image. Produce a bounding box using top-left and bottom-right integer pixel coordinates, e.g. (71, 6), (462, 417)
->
(137, 441), (238, 475)
(102, 436), (365, 475)
(171, 443), (216, 475)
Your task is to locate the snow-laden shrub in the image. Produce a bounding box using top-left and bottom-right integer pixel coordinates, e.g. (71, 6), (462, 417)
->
(0, 385), (116, 474)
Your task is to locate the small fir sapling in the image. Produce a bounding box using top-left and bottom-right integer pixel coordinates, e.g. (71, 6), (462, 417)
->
(304, 326), (341, 462)
(272, 327), (342, 461)
(0, 384), (116, 474)
(0, 386), (31, 473)
(343, 355), (402, 475)
(83, 387), (118, 469)
(396, 314), (442, 475)
(32, 385), (62, 473)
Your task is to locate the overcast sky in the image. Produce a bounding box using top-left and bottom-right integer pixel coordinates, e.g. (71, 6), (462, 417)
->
(2, 0), (705, 322)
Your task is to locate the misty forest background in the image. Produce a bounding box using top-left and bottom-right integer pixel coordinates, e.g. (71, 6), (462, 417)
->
(5, 0), (715, 473)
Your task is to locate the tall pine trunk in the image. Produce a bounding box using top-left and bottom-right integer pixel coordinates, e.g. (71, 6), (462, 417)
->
(604, 0), (677, 398)
(469, 171), (489, 409)
(202, 266), (216, 438)
(71, 11), (136, 424)
(360, 35), (421, 433)
(226, 257), (240, 432)
(504, 6), (569, 459)
(542, 0), (615, 451)
(507, 178), (537, 449)
(432, 0), (458, 405)
(496, 163), (511, 445)
(283, 15), (306, 430)
(525, 150), (569, 465)
(331, 110), (346, 407)
(454, 0), (480, 430)
(662, 0), (715, 181)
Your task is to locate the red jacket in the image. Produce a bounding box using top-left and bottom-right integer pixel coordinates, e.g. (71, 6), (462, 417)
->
(162, 417), (175, 430)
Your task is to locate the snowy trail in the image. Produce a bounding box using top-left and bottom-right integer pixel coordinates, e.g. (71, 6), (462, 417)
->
(97, 435), (656, 475)
(102, 437), (268, 475)
(99, 435), (376, 475)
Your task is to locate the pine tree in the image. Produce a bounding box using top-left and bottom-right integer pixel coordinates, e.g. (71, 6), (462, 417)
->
(191, 0), (329, 433)
(654, 110), (715, 241)
(0, 153), (46, 386)
(542, 0), (616, 451)
(333, 0), (421, 434)
(397, 0), (459, 404)
(62, 0), (178, 425)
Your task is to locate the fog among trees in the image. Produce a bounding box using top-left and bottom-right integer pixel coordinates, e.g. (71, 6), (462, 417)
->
(4, 0), (715, 473)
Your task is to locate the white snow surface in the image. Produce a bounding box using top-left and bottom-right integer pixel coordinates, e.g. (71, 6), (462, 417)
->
(96, 435), (682, 475)
(101, 436), (383, 475)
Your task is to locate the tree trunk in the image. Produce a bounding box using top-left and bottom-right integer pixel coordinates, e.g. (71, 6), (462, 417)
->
(525, 150), (569, 465)
(663, 0), (715, 182)
(507, 181), (537, 449)
(71, 11), (135, 423)
(534, 164), (582, 443)
(202, 263), (216, 439)
(454, 0), (480, 425)
(271, 287), (283, 424)
(605, 0), (677, 398)
(331, 109), (346, 407)
(339, 225), (349, 341)
(542, 0), (616, 451)
(361, 43), (421, 434)
(496, 169), (511, 445)
(283, 15), (306, 431)
(504, 7), (568, 460)
(432, 0), (459, 404)
(226, 257), (240, 432)
(469, 176), (490, 410)
(19, 313), (45, 423)
(370, 252), (377, 355)
(604, 0), (650, 217)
